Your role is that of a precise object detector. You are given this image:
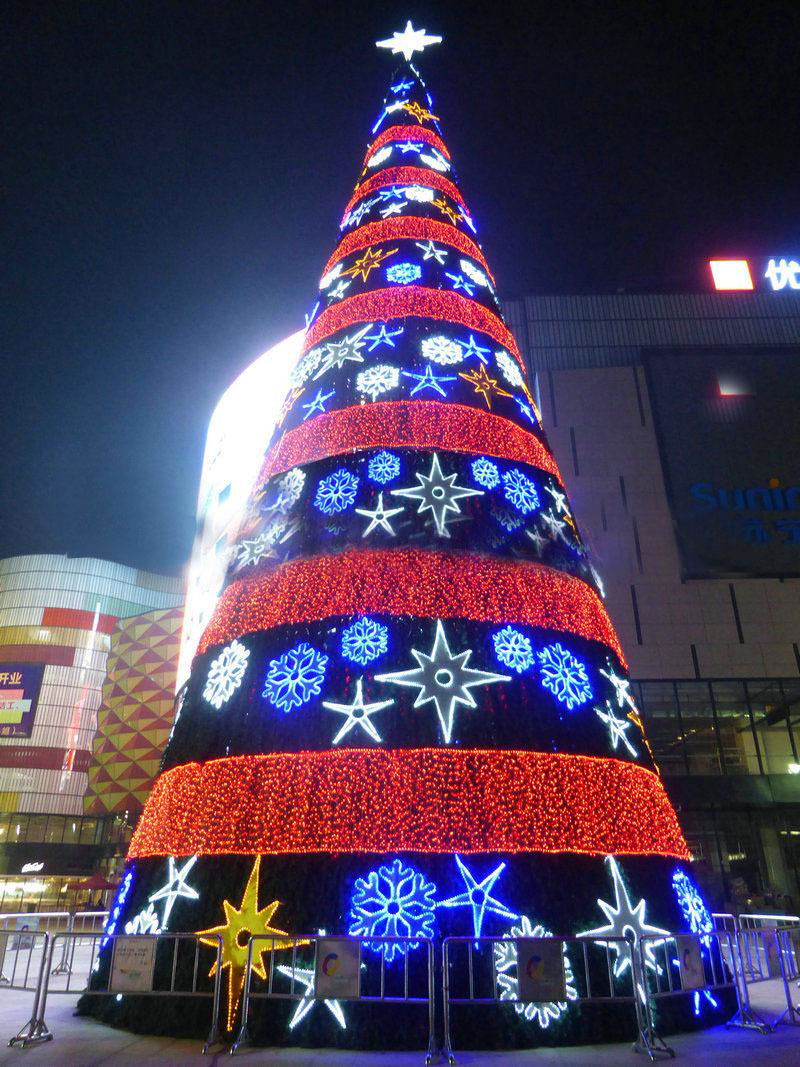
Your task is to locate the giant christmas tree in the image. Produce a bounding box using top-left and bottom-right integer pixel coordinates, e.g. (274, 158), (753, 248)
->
(85, 24), (728, 1049)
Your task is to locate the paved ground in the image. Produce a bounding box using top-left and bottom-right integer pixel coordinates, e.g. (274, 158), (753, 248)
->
(0, 984), (797, 1065)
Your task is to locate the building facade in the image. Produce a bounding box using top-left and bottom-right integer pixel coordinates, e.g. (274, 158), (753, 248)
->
(507, 290), (800, 911)
(0, 554), (182, 908)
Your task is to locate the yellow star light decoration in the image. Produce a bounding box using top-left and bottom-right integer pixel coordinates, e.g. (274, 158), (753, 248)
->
(197, 856), (305, 1030)
(342, 245), (398, 282)
(459, 364), (512, 410)
(402, 100), (438, 125)
(432, 197), (460, 226)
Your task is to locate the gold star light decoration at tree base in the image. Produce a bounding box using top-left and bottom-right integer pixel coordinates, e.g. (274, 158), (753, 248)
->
(197, 856), (308, 1030)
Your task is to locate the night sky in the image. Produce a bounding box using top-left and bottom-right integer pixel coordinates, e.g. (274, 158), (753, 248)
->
(3, 2), (798, 576)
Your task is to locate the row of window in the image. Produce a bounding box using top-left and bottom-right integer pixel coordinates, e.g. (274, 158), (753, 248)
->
(0, 812), (131, 847)
(636, 678), (800, 777)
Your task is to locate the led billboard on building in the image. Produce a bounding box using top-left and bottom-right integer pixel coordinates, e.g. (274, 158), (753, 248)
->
(0, 664), (44, 738)
(644, 348), (800, 578)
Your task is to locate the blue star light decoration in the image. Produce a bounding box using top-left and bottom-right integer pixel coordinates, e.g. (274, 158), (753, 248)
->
(367, 450), (401, 484)
(461, 334), (491, 363)
(365, 325), (404, 350)
(386, 261), (422, 285)
(341, 617), (389, 665)
(537, 643), (593, 710)
(502, 468), (540, 514)
(302, 387), (335, 421)
(262, 642), (329, 713)
(492, 626), (535, 673)
(349, 858), (438, 962)
(471, 457), (500, 489)
(672, 868), (719, 1015)
(445, 271), (475, 295)
(438, 856), (517, 941)
(580, 856), (670, 1000)
(314, 468), (359, 515)
(403, 365), (456, 397)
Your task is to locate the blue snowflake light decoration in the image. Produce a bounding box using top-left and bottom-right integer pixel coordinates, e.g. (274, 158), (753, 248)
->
(493, 626), (535, 674)
(341, 617), (389, 665)
(314, 468), (359, 515)
(672, 869), (718, 1015)
(263, 642), (329, 713)
(386, 261), (422, 285)
(368, 450), (401, 485)
(502, 468), (540, 514)
(537, 643), (593, 710)
(471, 457), (500, 489)
(349, 858), (437, 962)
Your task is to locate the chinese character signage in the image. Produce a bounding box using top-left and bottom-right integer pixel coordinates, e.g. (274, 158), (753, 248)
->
(644, 349), (800, 579)
(709, 257), (800, 292)
(0, 664), (45, 738)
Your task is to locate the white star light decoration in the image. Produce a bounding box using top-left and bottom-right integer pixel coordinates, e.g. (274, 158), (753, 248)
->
(376, 20), (442, 62)
(376, 619), (509, 742)
(149, 854), (200, 928)
(323, 678), (394, 744)
(277, 963), (347, 1031)
(595, 700), (638, 757)
(391, 453), (482, 537)
(355, 492), (405, 537)
(579, 856), (669, 998)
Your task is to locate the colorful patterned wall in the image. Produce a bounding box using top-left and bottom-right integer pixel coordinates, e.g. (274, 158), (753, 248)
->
(84, 606), (183, 815)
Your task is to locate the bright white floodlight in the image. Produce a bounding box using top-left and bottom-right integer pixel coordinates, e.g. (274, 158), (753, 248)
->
(376, 20), (442, 62)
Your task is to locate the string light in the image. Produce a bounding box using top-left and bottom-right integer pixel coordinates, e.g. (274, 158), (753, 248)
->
(127, 748), (689, 859)
(321, 217), (493, 283)
(302, 286), (525, 369)
(196, 548), (626, 663)
(343, 167), (465, 222)
(363, 124), (451, 167)
(257, 401), (563, 485)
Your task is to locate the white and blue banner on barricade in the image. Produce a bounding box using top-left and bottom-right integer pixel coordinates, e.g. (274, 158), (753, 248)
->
(515, 937), (566, 1003)
(314, 937), (361, 1000)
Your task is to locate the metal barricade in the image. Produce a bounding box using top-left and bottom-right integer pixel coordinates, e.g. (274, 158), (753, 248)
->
(51, 910), (109, 976)
(736, 924), (800, 1029)
(9, 931), (224, 1052)
(232, 934), (436, 1063)
(739, 912), (800, 931)
(441, 934), (656, 1064)
(712, 912), (738, 933)
(638, 930), (750, 1054)
(1, 931), (51, 1049)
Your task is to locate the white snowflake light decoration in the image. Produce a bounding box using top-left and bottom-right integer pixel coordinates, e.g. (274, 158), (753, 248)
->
(421, 335), (465, 365)
(289, 348), (323, 389)
(420, 149), (450, 172)
(495, 349), (525, 388)
(494, 915), (577, 1028)
(404, 185), (435, 202)
(275, 468), (306, 512)
(367, 145), (393, 168)
(124, 902), (162, 936)
(203, 639), (250, 709)
(460, 259), (490, 287)
(356, 364), (400, 401)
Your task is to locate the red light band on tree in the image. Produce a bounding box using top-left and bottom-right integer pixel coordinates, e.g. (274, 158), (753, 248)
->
(197, 548), (624, 662)
(259, 401), (560, 482)
(363, 125), (451, 166)
(303, 287), (524, 368)
(323, 218), (494, 283)
(128, 748), (688, 860)
(343, 167), (466, 219)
